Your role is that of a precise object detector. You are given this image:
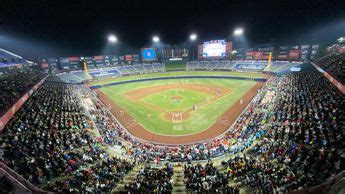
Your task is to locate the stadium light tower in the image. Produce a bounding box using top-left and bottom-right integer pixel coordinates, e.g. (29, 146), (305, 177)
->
(190, 33), (197, 41)
(233, 27), (244, 36)
(152, 35), (160, 43)
(107, 34), (117, 43)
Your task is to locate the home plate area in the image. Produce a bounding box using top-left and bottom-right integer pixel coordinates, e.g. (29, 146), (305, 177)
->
(172, 112), (183, 123)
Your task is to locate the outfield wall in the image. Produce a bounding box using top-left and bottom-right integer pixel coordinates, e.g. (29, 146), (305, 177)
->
(89, 75), (267, 89)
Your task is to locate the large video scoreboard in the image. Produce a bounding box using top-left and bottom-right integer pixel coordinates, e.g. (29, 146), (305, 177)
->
(198, 40), (232, 59)
(141, 48), (157, 61)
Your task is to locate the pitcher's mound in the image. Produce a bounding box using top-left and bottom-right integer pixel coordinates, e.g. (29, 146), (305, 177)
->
(170, 95), (183, 104)
(170, 95), (183, 100)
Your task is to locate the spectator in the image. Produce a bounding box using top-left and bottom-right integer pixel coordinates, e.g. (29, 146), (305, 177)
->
(0, 69), (45, 115)
(124, 163), (174, 193)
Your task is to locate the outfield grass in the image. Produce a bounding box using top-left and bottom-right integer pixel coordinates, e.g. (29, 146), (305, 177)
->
(101, 78), (256, 135)
(165, 61), (186, 70)
(89, 71), (265, 86)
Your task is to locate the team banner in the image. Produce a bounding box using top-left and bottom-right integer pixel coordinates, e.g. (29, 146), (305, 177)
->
(59, 57), (70, 69)
(162, 48), (190, 59)
(289, 49), (301, 60)
(125, 55), (133, 62)
(234, 48), (246, 60)
(68, 56), (79, 61)
(104, 55), (119, 66)
(226, 42), (233, 59)
(132, 54), (140, 62)
(300, 45), (311, 60)
(246, 51), (265, 60)
(93, 55), (104, 61)
(310, 44), (319, 59)
(198, 44), (203, 60)
(278, 46), (289, 60)
(83, 56), (96, 68)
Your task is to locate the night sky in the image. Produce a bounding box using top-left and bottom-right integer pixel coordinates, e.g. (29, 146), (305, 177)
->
(0, 0), (344, 58)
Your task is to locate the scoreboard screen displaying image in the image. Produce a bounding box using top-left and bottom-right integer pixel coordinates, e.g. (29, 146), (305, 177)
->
(202, 40), (227, 57)
(141, 48), (156, 61)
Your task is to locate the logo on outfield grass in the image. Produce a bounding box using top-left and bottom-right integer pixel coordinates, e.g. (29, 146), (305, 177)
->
(173, 125), (183, 131)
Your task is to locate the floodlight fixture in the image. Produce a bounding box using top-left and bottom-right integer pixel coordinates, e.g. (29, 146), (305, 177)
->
(152, 35), (160, 42)
(107, 34), (117, 43)
(233, 28), (244, 36)
(190, 33), (197, 41)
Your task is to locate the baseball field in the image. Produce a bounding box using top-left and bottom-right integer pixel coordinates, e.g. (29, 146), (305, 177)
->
(92, 71), (266, 144)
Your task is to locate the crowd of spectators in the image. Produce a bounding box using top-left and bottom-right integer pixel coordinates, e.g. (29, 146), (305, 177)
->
(315, 53), (345, 84)
(45, 156), (133, 192)
(124, 163), (174, 193)
(222, 72), (344, 192)
(184, 162), (239, 193)
(0, 81), (133, 192)
(0, 69), (46, 115)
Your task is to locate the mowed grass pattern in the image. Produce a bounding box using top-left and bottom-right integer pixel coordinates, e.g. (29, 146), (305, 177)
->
(101, 79), (256, 135)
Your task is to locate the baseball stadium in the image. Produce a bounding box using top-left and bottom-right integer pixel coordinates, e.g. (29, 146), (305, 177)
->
(0, 1), (344, 194)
